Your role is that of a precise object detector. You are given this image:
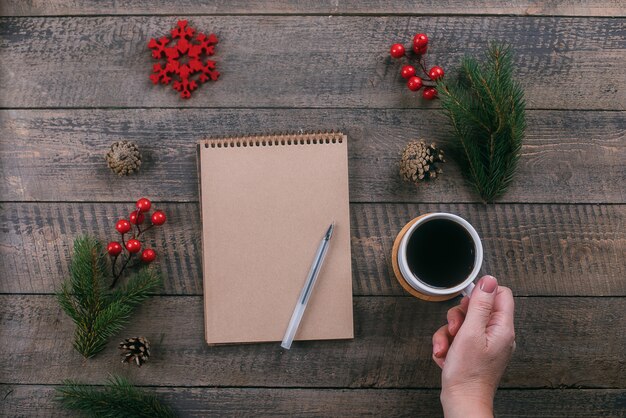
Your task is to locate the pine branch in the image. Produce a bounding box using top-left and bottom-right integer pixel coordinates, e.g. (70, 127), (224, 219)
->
(109, 267), (162, 307)
(57, 236), (162, 358)
(56, 375), (176, 418)
(437, 43), (526, 202)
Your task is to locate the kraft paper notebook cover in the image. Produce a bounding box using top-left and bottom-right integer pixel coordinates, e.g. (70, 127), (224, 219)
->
(197, 132), (353, 345)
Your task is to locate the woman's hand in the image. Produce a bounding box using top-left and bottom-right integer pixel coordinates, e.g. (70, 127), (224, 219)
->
(432, 275), (516, 418)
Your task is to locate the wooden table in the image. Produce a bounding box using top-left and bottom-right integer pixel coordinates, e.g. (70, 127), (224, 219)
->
(1, 2), (624, 416)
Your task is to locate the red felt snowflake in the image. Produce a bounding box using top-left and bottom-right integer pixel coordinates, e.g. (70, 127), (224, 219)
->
(148, 20), (220, 99)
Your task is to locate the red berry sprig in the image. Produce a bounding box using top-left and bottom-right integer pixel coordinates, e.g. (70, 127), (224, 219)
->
(390, 43), (405, 59)
(107, 197), (166, 288)
(389, 33), (443, 100)
(129, 211), (145, 225)
(428, 65), (445, 81)
(400, 65), (416, 79)
(107, 241), (123, 256)
(423, 87), (437, 100)
(116, 219), (131, 234)
(407, 76), (423, 91)
(141, 248), (157, 263)
(151, 210), (167, 225)
(413, 33), (428, 54)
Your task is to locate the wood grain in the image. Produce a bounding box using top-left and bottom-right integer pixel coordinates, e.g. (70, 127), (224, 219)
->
(1, 385), (624, 418)
(1, 202), (624, 296)
(0, 2), (623, 415)
(2, 1), (625, 17)
(1, 109), (624, 203)
(0, 17), (624, 109)
(1, 295), (624, 388)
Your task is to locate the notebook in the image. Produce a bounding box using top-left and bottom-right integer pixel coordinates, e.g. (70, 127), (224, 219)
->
(197, 132), (354, 345)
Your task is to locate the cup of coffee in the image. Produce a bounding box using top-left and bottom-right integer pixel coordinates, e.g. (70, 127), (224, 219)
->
(391, 213), (483, 301)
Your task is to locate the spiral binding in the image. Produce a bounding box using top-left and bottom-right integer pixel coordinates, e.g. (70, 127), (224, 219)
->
(201, 131), (344, 148)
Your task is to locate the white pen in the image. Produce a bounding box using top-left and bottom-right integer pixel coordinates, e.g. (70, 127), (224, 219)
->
(281, 222), (335, 350)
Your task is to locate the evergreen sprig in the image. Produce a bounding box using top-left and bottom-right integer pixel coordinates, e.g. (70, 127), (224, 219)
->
(437, 43), (526, 202)
(57, 236), (161, 358)
(56, 375), (176, 417)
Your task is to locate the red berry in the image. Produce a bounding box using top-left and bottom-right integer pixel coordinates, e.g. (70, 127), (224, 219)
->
(413, 33), (428, 49)
(413, 44), (428, 54)
(141, 248), (156, 263)
(115, 219), (131, 234)
(107, 241), (123, 256)
(428, 66), (445, 80)
(423, 87), (437, 100)
(400, 65), (416, 79)
(125, 239), (142, 253)
(390, 43), (405, 59)
(151, 210), (167, 226)
(136, 198), (151, 212)
(407, 76), (423, 91)
(129, 210), (145, 225)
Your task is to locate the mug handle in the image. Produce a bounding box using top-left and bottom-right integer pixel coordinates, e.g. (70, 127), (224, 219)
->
(461, 281), (475, 297)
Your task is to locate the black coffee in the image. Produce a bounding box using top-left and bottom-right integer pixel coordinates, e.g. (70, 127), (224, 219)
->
(405, 218), (475, 288)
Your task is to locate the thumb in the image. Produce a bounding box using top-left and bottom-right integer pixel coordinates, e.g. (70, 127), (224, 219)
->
(463, 275), (498, 331)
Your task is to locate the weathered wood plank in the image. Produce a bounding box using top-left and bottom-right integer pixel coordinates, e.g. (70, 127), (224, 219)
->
(0, 17), (624, 109)
(2, 1), (624, 17)
(2, 385), (624, 418)
(1, 110), (624, 203)
(1, 202), (624, 296)
(1, 296), (623, 388)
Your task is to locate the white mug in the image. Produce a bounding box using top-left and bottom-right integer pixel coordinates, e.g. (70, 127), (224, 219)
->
(396, 213), (483, 299)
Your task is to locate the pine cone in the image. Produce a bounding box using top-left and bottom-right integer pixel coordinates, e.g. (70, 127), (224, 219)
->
(105, 141), (142, 176)
(399, 140), (445, 184)
(119, 337), (150, 367)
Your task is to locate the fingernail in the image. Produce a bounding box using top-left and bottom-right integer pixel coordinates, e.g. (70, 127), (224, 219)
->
(433, 343), (441, 357)
(479, 275), (498, 293)
(449, 319), (456, 330)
